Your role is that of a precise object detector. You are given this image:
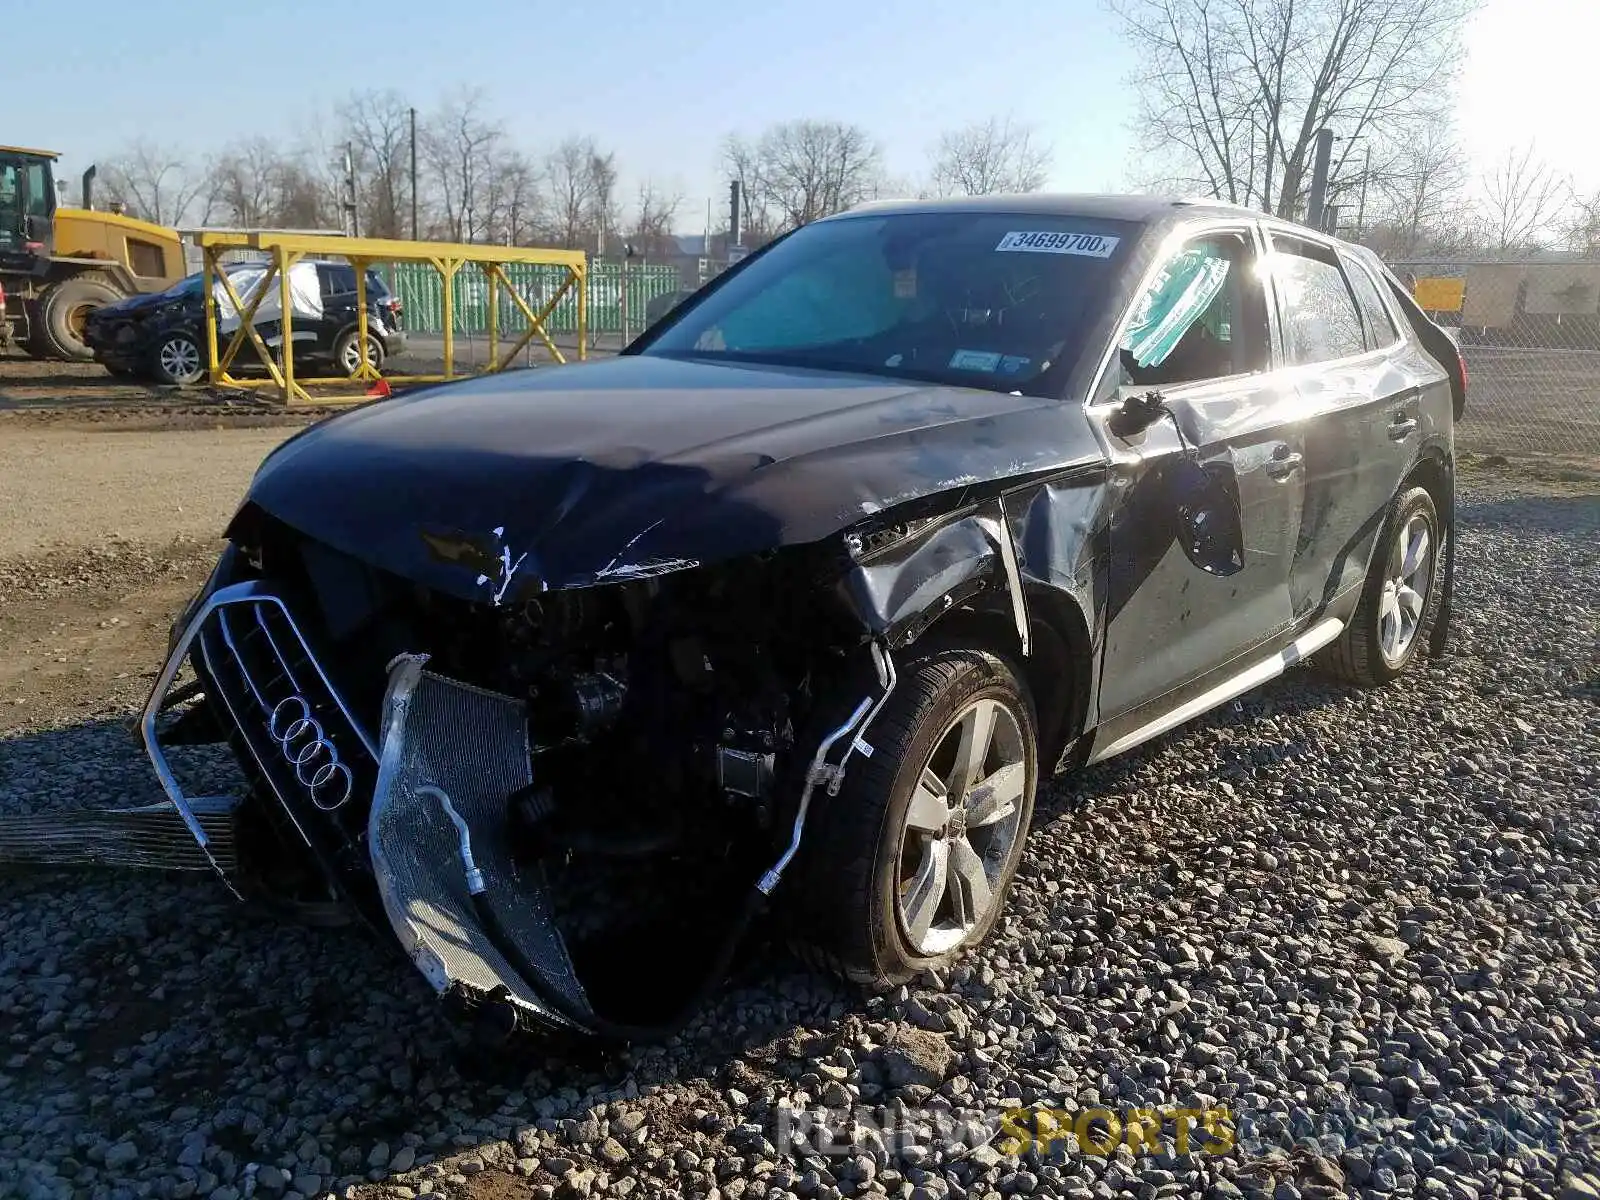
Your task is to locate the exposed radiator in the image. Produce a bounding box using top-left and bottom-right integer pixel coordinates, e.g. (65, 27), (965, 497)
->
(368, 657), (591, 1028)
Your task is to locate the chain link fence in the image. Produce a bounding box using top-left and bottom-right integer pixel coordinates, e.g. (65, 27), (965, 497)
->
(1392, 257), (1600, 464)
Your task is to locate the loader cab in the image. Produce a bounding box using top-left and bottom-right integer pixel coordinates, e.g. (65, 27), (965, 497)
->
(0, 146), (59, 268)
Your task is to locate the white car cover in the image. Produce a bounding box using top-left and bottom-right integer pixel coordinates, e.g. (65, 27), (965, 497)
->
(213, 261), (326, 343)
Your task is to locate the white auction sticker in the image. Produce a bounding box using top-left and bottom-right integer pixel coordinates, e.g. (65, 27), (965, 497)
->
(995, 230), (1120, 257)
(949, 349), (1003, 372)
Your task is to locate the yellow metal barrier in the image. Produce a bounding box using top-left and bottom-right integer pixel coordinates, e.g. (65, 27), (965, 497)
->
(198, 231), (587, 404)
(1413, 276), (1466, 314)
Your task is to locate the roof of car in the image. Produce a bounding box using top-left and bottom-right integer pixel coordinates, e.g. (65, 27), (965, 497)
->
(836, 192), (1260, 224)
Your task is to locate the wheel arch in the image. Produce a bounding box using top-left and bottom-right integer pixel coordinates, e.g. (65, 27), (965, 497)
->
(1402, 443), (1455, 659)
(908, 581), (1094, 776)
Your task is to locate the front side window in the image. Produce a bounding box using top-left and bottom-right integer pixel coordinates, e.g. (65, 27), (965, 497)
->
(640, 212), (1137, 395)
(0, 163), (21, 248)
(1116, 230), (1269, 389)
(23, 163), (52, 219)
(1341, 254), (1401, 350)
(1269, 237), (1367, 365)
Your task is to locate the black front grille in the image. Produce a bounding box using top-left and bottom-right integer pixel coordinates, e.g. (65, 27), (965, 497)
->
(192, 590), (377, 873)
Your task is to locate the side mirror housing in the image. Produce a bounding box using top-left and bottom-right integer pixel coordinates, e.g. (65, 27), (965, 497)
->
(1109, 388), (1167, 439)
(1167, 459), (1245, 577)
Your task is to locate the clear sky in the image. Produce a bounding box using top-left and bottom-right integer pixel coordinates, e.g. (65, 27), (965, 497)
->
(11, 0), (1594, 225)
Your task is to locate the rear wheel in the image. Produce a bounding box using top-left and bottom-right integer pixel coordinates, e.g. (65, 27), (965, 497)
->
(785, 648), (1038, 986)
(334, 328), (385, 377)
(149, 330), (206, 386)
(1319, 485), (1443, 687)
(31, 276), (123, 360)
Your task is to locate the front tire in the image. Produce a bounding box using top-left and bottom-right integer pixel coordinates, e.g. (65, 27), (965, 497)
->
(33, 276), (123, 360)
(785, 648), (1038, 986)
(149, 330), (206, 386)
(1319, 485), (1443, 687)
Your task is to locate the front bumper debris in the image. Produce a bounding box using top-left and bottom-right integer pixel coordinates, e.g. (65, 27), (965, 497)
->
(141, 578), (380, 899)
(0, 797), (239, 872)
(142, 575), (596, 1033)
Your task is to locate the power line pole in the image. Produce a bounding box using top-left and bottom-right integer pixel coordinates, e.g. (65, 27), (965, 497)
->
(344, 143), (360, 238)
(409, 107), (419, 241)
(1356, 142), (1372, 241)
(1307, 127), (1335, 231)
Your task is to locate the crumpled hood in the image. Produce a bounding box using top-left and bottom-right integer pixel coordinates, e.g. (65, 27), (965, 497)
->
(90, 290), (178, 322)
(241, 355), (1102, 603)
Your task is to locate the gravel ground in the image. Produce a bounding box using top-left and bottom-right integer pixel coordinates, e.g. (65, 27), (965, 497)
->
(1, 475), (1597, 1200)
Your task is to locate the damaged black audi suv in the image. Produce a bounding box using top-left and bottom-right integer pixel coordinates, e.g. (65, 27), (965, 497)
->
(141, 195), (1467, 1041)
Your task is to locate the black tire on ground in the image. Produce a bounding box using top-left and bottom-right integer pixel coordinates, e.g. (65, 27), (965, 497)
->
(31, 276), (123, 361)
(333, 328), (385, 377)
(148, 330), (206, 386)
(783, 647), (1038, 987)
(1318, 485), (1444, 688)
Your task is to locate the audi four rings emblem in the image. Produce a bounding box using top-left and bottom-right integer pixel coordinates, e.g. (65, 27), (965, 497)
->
(268, 695), (354, 810)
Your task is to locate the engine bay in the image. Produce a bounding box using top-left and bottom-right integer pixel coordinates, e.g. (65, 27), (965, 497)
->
(211, 513), (883, 1037)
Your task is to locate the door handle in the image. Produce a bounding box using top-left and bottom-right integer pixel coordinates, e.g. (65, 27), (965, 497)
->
(1388, 414), (1418, 440)
(1265, 448), (1303, 479)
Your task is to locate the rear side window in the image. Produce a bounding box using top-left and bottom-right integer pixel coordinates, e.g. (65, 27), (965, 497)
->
(1342, 254), (1401, 349)
(321, 264), (357, 296)
(1269, 237), (1367, 365)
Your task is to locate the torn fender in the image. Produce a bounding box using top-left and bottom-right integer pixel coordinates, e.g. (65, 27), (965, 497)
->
(839, 469), (1111, 695)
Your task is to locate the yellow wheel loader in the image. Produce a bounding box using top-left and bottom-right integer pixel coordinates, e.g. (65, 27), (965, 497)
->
(0, 145), (185, 360)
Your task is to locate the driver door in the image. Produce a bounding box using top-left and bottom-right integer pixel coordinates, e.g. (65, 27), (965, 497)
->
(1092, 225), (1307, 731)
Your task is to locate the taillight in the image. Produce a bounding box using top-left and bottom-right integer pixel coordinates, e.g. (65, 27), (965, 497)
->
(1456, 346), (1468, 393)
(0, 281), (6, 310)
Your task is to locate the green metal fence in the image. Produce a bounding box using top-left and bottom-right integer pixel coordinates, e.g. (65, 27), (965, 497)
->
(388, 261), (681, 338)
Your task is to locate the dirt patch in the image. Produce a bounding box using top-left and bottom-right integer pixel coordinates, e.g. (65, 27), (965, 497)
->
(0, 410), (295, 733)
(1457, 450), (1600, 494)
(0, 543), (217, 734)
(0, 423), (299, 561)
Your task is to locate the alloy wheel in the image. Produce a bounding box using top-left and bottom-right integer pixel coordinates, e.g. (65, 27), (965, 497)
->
(895, 696), (1028, 955)
(159, 337), (201, 382)
(1378, 511), (1434, 665)
(341, 336), (376, 374)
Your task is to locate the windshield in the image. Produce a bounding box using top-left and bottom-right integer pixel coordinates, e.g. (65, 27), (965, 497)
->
(639, 211), (1138, 394)
(160, 263), (254, 299)
(162, 273), (207, 298)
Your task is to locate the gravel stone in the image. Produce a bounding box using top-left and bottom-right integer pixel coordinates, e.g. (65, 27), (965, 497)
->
(1, 472), (1596, 1200)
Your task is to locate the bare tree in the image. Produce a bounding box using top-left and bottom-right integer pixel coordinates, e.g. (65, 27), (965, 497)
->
(202, 136), (340, 230)
(1479, 144), (1569, 252)
(1564, 189), (1600, 257)
(1111, 0), (1477, 219)
(546, 137), (598, 250)
(481, 150), (544, 246)
(1359, 116), (1474, 255)
(723, 120), (883, 232)
(628, 181), (684, 258)
(542, 136), (620, 253)
(423, 89), (504, 242)
(929, 117), (1052, 196)
(100, 141), (209, 226)
(586, 148), (619, 254)
(340, 89), (414, 238)
(204, 138), (282, 227)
